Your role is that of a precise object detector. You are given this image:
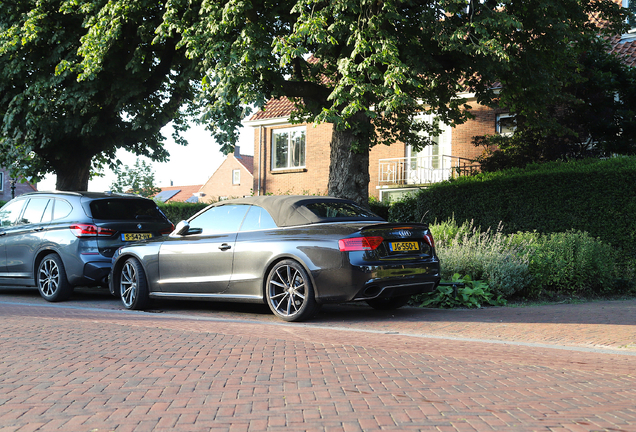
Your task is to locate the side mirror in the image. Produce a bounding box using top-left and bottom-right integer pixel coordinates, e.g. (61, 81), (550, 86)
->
(174, 220), (190, 236)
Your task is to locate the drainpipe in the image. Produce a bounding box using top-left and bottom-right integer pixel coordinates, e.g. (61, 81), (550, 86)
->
(258, 125), (263, 196)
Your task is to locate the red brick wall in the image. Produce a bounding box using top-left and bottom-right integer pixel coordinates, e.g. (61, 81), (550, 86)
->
(451, 103), (498, 160)
(198, 155), (254, 203)
(253, 123), (332, 196)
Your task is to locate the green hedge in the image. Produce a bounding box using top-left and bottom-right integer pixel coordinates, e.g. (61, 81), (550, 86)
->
(388, 157), (636, 262)
(157, 201), (210, 224)
(0, 200), (6, 208)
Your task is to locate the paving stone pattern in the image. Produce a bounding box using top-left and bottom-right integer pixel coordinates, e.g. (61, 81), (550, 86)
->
(1, 302), (635, 431)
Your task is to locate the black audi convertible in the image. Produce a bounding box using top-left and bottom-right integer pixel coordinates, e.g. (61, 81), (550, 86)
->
(109, 195), (440, 321)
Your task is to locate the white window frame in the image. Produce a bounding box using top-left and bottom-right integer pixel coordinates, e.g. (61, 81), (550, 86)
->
(496, 113), (516, 136)
(0, 172), (3, 192)
(232, 169), (240, 185)
(271, 126), (306, 170)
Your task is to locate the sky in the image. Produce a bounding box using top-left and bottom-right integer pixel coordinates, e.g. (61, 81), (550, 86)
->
(37, 124), (255, 191)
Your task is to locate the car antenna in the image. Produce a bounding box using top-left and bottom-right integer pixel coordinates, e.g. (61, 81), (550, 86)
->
(420, 210), (429, 224)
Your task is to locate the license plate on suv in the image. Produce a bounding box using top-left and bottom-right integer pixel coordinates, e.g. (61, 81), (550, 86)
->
(122, 233), (152, 242)
(389, 241), (419, 252)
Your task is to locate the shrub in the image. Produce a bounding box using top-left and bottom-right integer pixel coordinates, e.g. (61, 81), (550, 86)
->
(430, 219), (533, 298)
(0, 200), (6, 207)
(513, 230), (623, 297)
(390, 157), (636, 265)
(413, 274), (507, 308)
(157, 201), (209, 223)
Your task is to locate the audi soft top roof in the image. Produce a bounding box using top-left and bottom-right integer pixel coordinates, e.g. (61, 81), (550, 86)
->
(207, 195), (385, 227)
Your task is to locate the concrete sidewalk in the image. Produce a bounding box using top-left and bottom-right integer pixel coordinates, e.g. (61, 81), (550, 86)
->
(1, 297), (636, 431)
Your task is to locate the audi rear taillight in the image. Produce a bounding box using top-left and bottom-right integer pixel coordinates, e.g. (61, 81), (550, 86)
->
(423, 232), (435, 248)
(339, 236), (384, 251)
(70, 224), (116, 238)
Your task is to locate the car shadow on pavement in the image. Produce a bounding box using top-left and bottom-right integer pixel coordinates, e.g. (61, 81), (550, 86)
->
(2, 285), (635, 327)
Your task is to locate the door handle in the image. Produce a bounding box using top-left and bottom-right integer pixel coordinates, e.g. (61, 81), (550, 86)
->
(33, 227), (44, 232)
(218, 244), (231, 251)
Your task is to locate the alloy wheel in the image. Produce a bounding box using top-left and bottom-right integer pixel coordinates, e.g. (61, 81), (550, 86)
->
(38, 258), (60, 297)
(268, 263), (309, 319)
(120, 260), (138, 308)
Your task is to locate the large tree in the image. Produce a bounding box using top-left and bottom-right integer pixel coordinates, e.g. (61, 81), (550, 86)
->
(154, 0), (625, 204)
(474, 38), (636, 171)
(0, 0), (200, 190)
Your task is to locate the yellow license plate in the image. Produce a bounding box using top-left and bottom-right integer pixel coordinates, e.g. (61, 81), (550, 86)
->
(389, 241), (419, 252)
(122, 233), (152, 241)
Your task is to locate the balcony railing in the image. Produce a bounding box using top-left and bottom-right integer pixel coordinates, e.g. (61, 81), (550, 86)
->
(378, 155), (479, 186)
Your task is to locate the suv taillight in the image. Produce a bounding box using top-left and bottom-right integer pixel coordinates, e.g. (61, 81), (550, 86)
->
(70, 224), (116, 238)
(160, 223), (175, 235)
(339, 236), (384, 251)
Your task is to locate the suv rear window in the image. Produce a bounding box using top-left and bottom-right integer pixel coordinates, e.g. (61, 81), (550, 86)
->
(89, 198), (165, 221)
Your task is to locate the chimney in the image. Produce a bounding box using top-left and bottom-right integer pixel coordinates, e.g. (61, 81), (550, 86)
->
(234, 146), (241, 158)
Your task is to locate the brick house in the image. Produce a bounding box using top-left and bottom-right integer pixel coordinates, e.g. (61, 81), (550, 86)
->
(245, 28), (636, 202)
(198, 147), (254, 203)
(0, 167), (37, 202)
(244, 95), (498, 202)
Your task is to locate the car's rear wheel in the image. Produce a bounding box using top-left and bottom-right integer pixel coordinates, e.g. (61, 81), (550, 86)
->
(366, 294), (412, 310)
(37, 254), (72, 302)
(266, 260), (317, 322)
(119, 258), (149, 310)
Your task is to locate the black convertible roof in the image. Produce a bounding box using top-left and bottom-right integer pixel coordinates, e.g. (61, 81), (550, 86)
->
(208, 195), (384, 227)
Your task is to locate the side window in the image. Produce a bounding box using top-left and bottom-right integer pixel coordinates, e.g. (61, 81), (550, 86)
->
(0, 199), (26, 228)
(53, 199), (73, 220)
(189, 205), (249, 235)
(0, 171), (3, 192)
(240, 206), (277, 231)
(41, 200), (53, 223)
(20, 198), (51, 225)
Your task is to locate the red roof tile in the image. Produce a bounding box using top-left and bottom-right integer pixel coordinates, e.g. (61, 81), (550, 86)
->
(610, 36), (636, 68)
(237, 154), (254, 174)
(249, 98), (296, 121)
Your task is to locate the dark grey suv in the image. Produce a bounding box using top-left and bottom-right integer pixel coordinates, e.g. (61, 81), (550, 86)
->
(0, 191), (174, 301)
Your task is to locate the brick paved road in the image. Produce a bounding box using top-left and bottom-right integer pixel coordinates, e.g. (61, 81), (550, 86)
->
(1, 289), (635, 431)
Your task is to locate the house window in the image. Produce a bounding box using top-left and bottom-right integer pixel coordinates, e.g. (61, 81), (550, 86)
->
(0, 172), (3, 192)
(625, 0), (636, 31)
(232, 169), (240, 185)
(496, 114), (516, 136)
(272, 127), (306, 170)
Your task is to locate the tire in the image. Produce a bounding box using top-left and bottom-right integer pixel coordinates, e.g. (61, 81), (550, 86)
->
(119, 257), (149, 310)
(37, 254), (72, 302)
(266, 260), (317, 322)
(366, 294), (412, 310)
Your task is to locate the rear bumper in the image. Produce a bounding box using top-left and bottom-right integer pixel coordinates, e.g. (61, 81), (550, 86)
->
(83, 261), (111, 286)
(313, 259), (441, 304)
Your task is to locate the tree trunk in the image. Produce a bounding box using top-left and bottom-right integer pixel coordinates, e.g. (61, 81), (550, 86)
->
(54, 153), (92, 191)
(328, 125), (370, 207)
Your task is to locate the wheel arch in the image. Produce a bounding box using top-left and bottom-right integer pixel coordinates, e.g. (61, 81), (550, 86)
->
(110, 252), (147, 296)
(260, 255), (319, 300)
(33, 248), (61, 282)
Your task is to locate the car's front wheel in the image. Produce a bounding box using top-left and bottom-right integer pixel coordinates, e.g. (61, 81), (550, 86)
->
(119, 257), (149, 310)
(37, 254), (72, 302)
(266, 260), (317, 322)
